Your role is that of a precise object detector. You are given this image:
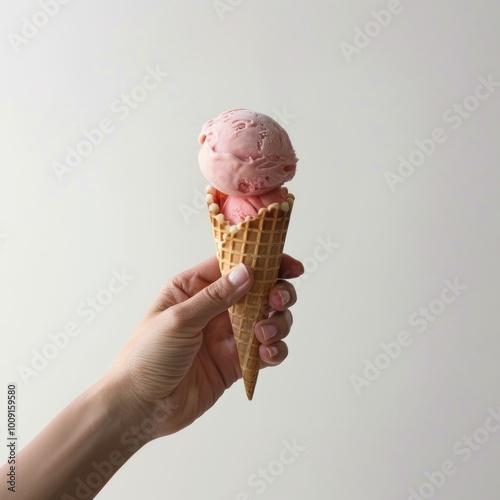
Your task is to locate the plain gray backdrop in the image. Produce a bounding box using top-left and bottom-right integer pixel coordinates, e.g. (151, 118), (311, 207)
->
(1, 0), (500, 498)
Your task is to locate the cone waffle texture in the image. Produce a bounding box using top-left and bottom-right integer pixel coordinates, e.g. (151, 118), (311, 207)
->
(206, 186), (294, 400)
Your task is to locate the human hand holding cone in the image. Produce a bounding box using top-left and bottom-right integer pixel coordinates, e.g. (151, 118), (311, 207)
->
(198, 109), (298, 399)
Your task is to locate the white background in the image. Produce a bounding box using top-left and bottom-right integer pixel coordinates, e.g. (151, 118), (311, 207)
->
(1, 0), (500, 499)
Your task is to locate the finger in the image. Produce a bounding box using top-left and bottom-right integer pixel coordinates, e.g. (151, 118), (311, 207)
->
(279, 254), (304, 280)
(268, 281), (297, 311)
(151, 254), (302, 314)
(189, 256), (223, 284)
(149, 257), (222, 314)
(193, 254), (303, 282)
(255, 310), (293, 345)
(161, 264), (254, 332)
(259, 341), (289, 366)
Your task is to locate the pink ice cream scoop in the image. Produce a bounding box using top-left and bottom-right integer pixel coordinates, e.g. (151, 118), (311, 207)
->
(198, 108), (298, 224)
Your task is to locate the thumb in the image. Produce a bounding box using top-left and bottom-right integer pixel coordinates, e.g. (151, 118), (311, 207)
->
(166, 264), (254, 332)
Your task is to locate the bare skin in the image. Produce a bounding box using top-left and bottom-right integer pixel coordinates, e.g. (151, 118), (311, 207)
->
(0, 255), (303, 500)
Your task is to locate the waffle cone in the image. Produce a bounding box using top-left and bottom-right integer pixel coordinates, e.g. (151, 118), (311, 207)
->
(206, 186), (294, 400)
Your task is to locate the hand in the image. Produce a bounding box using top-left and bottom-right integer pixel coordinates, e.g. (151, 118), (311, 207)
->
(107, 255), (303, 440)
(6, 255), (303, 500)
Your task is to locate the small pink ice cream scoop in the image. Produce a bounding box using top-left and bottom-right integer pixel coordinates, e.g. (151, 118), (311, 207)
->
(198, 108), (297, 224)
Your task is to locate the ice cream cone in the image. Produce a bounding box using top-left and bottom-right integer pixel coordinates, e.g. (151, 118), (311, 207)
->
(205, 185), (294, 400)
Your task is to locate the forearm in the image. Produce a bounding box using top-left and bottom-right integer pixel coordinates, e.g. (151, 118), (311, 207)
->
(1, 375), (149, 500)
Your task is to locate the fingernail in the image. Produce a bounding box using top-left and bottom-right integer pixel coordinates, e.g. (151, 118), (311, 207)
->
(266, 346), (278, 358)
(277, 290), (291, 307)
(228, 264), (249, 287)
(260, 325), (277, 342)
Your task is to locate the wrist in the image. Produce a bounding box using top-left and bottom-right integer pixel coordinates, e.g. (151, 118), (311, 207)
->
(102, 355), (184, 439)
(15, 373), (153, 499)
(92, 371), (157, 452)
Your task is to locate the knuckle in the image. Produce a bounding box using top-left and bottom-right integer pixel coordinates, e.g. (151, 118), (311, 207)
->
(156, 276), (189, 310)
(158, 282), (176, 303)
(203, 280), (227, 305)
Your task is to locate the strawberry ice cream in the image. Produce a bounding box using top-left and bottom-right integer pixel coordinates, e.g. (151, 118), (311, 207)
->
(198, 108), (297, 224)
